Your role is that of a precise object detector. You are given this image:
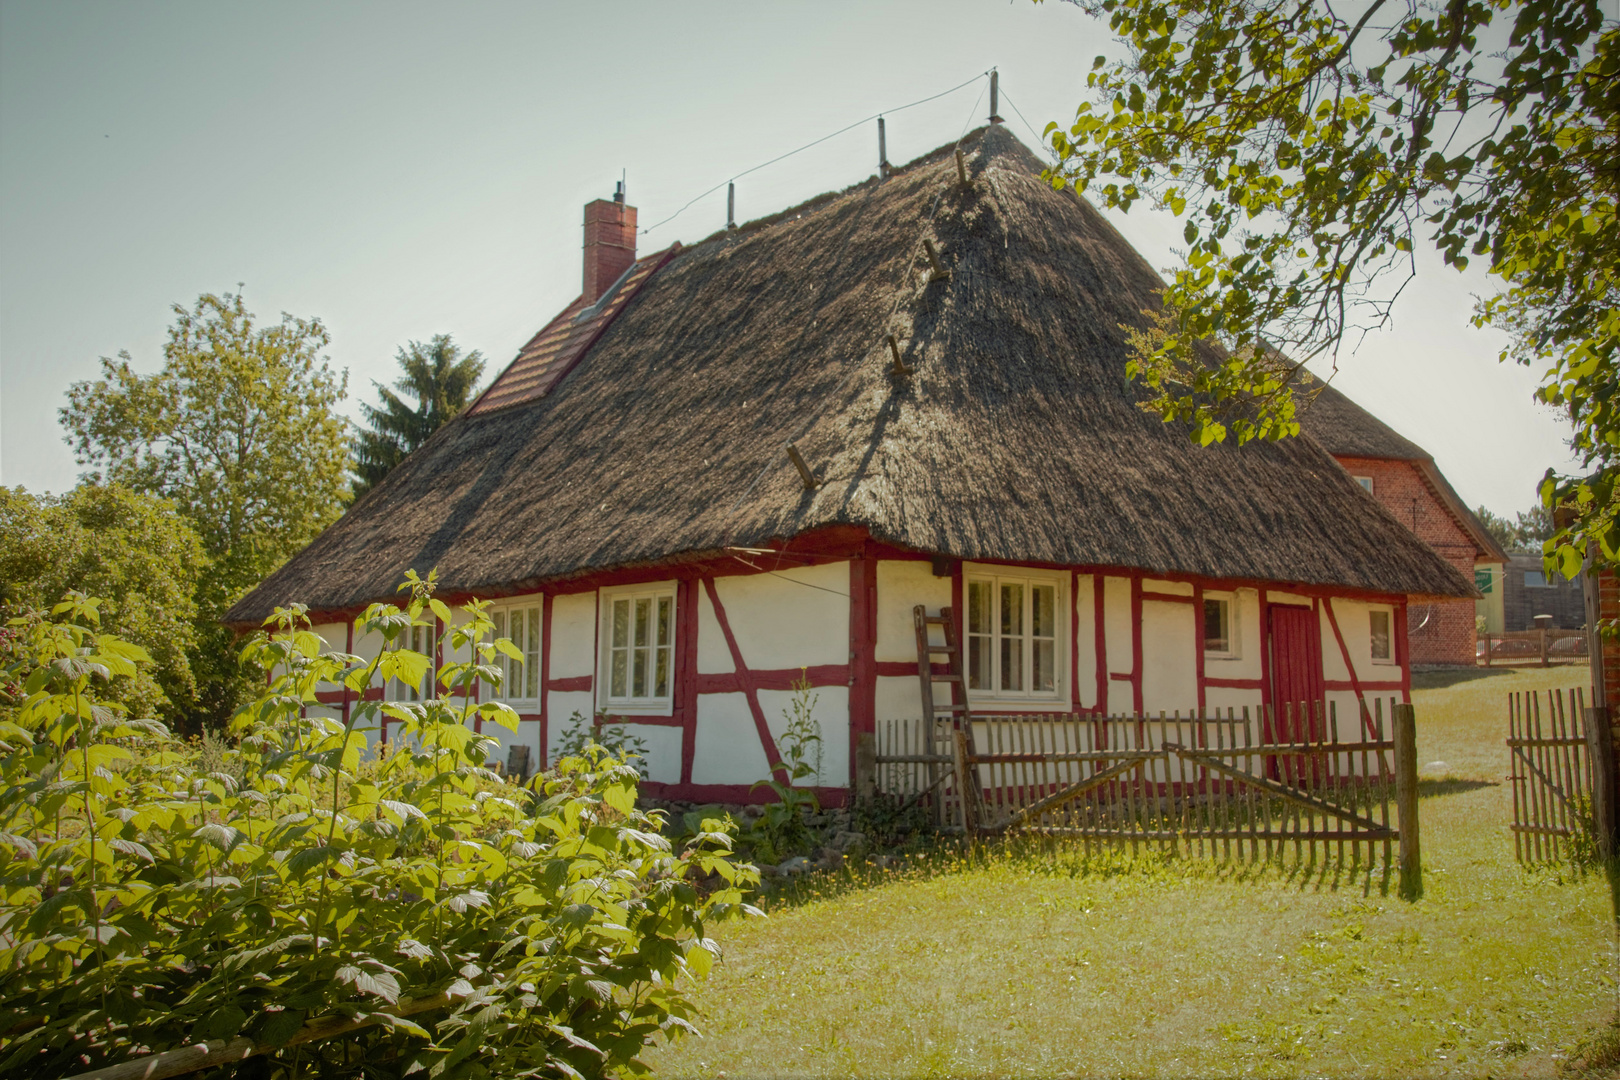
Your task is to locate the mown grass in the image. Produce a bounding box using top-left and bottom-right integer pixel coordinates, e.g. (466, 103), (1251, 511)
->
(647, 665), (1618, 1079)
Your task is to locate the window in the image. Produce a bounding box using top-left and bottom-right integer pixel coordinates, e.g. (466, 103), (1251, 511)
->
(965, 571), (1062, 700)
(1369, 608), (1393, 663)
(386, 621), (437, 702)
(1524, 570), (1550, 588)
(490, 602), (542, 702)
(600, 585), (676, 712)
(1354, 476), (1374, 494)
(1203, 597), (1237, 657)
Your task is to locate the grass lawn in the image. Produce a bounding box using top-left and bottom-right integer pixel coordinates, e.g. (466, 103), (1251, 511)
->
(647, 664), (1618, 1079)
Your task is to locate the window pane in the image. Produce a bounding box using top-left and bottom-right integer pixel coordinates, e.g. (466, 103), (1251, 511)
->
(657, 596), (672, 646)
(1032, 585), (1055, 639)
(1000, 583), (1024, 636)
(1203, 599), (1229, 653)
(1034, 640), (1055, 692)
(527, 608), (541, 698)
(1001, 636), (1023, 691)
(633, 646), (647, 697)
(655, 646), (670, 697)
(968, 634), (990, 690)
(612, 599), (629, 648)
(968, 581), (991, 634)
(1370, 611), (1391, 660)
(635, 598), (651, 647)
(611, 649), (628, 697)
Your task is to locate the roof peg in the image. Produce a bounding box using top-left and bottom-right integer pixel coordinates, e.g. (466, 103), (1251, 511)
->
(955, 146), (969, 186)
(878, 116), (890, 179)
(989, 68), (1004, 124)
(923, 239), (950, 283)
(727, 182), (737, 230)
(786, 442), (820, 490)
(887, 334), (913, 376)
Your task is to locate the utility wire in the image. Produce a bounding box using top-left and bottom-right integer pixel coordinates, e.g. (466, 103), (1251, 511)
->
(642, 71), (991, 236)
(999, 87), (1060, 163)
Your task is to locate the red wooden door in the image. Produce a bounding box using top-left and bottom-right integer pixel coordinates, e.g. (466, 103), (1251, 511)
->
(1268, 605), (1325, 779)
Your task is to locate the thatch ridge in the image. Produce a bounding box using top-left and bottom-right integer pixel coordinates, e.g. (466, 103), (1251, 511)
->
(228, 125), (1474, 625)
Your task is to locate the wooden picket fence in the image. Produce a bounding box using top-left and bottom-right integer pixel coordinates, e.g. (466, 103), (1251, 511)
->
(874, 699), (1420, 889)
(1507, 688), (1595, 862)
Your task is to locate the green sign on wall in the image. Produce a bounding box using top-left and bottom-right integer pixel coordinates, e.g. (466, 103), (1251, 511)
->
(1475, 568), (1495, 594)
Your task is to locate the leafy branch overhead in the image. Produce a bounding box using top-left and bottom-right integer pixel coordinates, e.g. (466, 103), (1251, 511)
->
(1044, 0), (1618, 575)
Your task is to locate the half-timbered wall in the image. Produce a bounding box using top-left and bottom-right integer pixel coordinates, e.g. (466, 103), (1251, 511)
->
(301, 547), (1410, 801)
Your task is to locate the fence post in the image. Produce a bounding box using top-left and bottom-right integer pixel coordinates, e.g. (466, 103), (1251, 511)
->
(1393, 703), (1422, 900)
(951, 727), (980, 833)
(854, 731), (876, 802)
(1585, 706), (1618, 862)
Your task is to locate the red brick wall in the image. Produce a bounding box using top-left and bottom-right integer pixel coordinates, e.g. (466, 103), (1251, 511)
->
(1596, 566), (1620, 708)
(1336, 457), (1480, 666)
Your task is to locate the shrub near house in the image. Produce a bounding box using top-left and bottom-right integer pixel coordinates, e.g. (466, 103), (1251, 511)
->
(0, 585), (753, 1080)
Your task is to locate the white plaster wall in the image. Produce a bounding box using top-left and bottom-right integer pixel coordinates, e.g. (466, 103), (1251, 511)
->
(1202, 588), (1264, 681)
(1102, 576), (1132, 677)
(312, 621), (348, 655)
(696, 586), (734, 675)
(711, 562), (849, 669)
(1140, 600), (1198, 716)
(1142, 579), (1194, 597)
(1074, 574), (1097, 711)
(1325, 597), (1404, 684)
(876, 672), (950, 723)
(759, 686), (849, 787)
(480, 718), (542, 774)
(1204, 687), (1264, 718)
(875, 560), (951, 663)
(691, 693), (773, 784)
(550, 592), (596, 678)
(545, 690), (595, 761)
(621, 723), (682, 784)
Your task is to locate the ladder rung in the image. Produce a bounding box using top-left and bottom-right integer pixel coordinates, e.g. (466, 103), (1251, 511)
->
(936, 703), (969, 713)
(926, 645), (958, 654)
(931, 674), (962, 683)
(923, 615), (951, 625)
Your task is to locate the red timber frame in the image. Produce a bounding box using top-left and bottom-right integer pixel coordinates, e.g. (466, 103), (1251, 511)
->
(300, 525), (1417, 802)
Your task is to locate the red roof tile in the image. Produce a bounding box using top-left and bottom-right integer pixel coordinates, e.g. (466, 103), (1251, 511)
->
(468, 244), (680, 416)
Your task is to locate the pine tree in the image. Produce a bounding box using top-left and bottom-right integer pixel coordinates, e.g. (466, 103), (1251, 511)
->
(353, 334), (484, 498)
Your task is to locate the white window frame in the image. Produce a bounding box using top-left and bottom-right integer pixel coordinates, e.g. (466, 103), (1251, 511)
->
(488, 598), (544, 707)
(1369, 606), (1396, 665)
(597, 582), (678, 716)
(1354, 476), (1374, 494)
(1202, 593), (1240, 660)
(962, 566), (1067, 705)
(386, 620), (438, 703)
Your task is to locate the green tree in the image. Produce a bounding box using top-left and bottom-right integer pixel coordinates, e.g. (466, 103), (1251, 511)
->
(352, 334), (484, 498)
(1042, 0), (1617, 578)
(0, 485), (205, 725)
(60, 290), (350, 722)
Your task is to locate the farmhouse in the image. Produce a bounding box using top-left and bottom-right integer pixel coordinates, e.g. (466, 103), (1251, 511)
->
(227, 124), (1475, 803)
(1291, 372), (1508, 665)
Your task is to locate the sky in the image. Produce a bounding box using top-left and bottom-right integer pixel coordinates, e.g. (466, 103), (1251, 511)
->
(0, 0), (1581, 519)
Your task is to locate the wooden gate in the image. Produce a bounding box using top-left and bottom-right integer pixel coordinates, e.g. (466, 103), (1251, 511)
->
(1508, 688), (1594, 862)
(875, 699), (1420, 893)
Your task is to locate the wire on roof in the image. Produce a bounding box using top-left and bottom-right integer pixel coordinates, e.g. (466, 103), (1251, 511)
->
(641, 70), (991, 236)
(998, 87), (1060, 164)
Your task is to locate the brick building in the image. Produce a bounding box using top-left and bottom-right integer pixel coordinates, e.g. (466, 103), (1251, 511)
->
(1503, 552), (1586, 630)
(1296, 378), (1507, 666)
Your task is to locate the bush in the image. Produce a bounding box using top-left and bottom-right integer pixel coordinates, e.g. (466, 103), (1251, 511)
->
(0, 580), (756, 1079)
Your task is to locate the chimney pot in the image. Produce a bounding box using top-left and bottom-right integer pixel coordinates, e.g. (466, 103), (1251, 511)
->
(583, 190), (637, 303)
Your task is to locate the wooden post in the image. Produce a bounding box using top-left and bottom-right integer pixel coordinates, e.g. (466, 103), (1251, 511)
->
(785, 442), (818, 490)
(988, 68), (1001, 123)
(952, 726), (980, 833)
(1393, 703), (1422, 899)
(727, 182), (736, 230)
(855, 730), (877, 802)
(878, 116), (889, 178)
(1585, 706), (1618, 861)
(1541, 627), (1550, 668)
(955, 146), (969, 185)
(1482, 633), (1492, 667)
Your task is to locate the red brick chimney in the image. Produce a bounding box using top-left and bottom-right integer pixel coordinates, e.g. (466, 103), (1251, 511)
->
(583, 182), (636, 304)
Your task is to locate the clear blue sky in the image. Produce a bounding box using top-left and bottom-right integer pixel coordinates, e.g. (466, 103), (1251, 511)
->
(0, 0), (1579, 518)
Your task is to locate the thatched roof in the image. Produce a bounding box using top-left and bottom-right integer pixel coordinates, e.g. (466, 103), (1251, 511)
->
(1295, 373), (1509, 564)
(228, 125), (1474, 626)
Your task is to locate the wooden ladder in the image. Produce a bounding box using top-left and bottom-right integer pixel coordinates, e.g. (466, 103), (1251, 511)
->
(912, 604), (984, 830)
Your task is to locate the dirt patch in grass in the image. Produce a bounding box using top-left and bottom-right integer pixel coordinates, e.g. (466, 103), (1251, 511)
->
(648, 666), (1618, 1079)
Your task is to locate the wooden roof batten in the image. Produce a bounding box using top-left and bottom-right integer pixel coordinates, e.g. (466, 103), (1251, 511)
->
(227, 125), (1478, 627)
